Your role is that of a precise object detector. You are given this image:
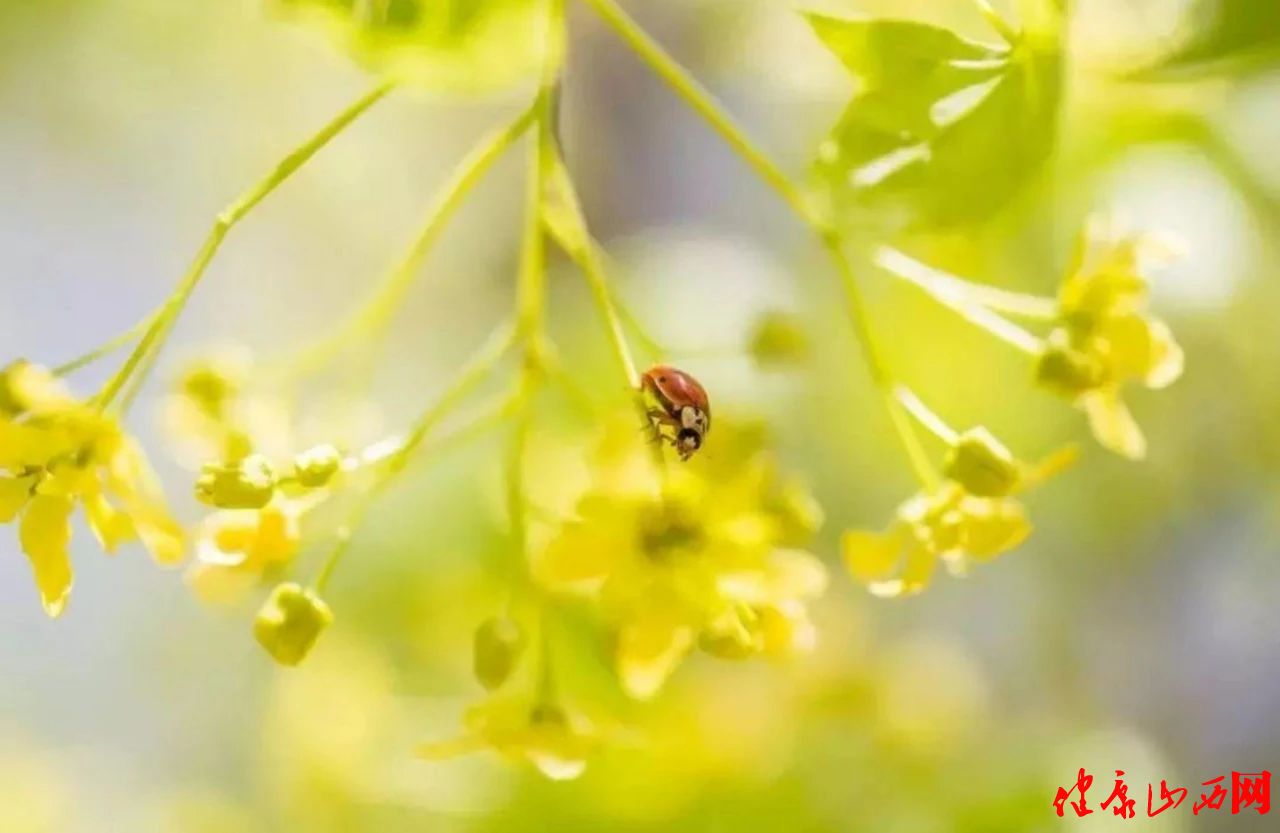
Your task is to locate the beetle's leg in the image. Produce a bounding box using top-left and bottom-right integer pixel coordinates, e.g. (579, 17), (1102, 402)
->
(643, 408), (679, 445)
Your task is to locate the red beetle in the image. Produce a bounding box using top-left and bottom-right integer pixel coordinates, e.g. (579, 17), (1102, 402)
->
(639, 365), (711, 461)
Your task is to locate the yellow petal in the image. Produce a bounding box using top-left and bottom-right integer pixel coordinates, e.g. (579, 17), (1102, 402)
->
(0, 474), (35, 523)
(758, 601), (818, 658)
(83, 493), (137, 554)
(842, 528), (901, 584)
(185, 561), (258, 606)
(868, 540), (935, 599)
(0, 421), (70, 470)
(1143, 318), (1183, 389)
(718, 548), (828, 605)
(1082, 390), (1146, 460)
(18, 494), (74, 617)
(616, 609), (694, 701)
(136, 515), (186, 566)
(959, 497), (1031, 561)
(535, 521), (618, 589)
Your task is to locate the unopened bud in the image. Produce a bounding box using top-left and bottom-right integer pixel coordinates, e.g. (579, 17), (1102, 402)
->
(944, 427), (1020, 497)
(254, 583), (332, 667)
(195, 454), (276, 509)
(293, 444), (343, 489)
(179, 357), (242, 420)
(473, 616), (527, 690)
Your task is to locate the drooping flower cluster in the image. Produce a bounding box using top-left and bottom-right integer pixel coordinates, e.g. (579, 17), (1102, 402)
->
(843, 425), (1071, 598)
(1035, 220), (1185, 459)
(0, 361), (183, 616)
(536, 419), (827, 700)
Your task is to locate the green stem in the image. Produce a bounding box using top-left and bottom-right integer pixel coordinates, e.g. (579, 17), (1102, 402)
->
(824, 237), (940, 488)
(970, 0), (1022, 46)
(579, 0), (815, 226)
(894, 385), (959, 445)
(284, 101), (539, 380)
(53, 311), (158, 376)
(874, 246), (1045, 355)
(96, 82), (393, 412)
(312, 319), (518, 593)
(581, 0), (939, 487)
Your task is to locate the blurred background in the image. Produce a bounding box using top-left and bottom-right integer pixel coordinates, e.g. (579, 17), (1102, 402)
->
(1, 0), (1278, 830)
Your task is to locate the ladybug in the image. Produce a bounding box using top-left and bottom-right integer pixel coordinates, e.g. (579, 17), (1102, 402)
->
(639, 365), (711, 461)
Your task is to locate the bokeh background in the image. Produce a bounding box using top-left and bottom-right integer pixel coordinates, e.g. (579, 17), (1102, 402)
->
(2, 0), (1279, 830)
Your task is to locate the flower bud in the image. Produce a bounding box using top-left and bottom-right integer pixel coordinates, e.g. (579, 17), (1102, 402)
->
(943, 427), (1020, 497)
(1034, 332), (1106, 398)
(195, 454), (276, 509)
(179, 357), (242, 420)
(253, 582), (332, 667)
(473, 616), (527, 691)
(748, 311), (809, 369)
(293, 444), (343, 489)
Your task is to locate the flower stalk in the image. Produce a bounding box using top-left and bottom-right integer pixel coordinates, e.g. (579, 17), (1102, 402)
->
(580, 0), (937, 489)
(95, 82), (394, 413)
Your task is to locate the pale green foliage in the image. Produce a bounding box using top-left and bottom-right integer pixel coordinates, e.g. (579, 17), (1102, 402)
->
(807, 11), (1062, 228)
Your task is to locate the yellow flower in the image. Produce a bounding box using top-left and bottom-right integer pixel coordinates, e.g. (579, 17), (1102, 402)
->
(417, 696), (598, 781)
(844, 483), (1031, 599)
(1036, 219), (1184, 459)
(187, 497), (309, 604)
(0, 362), (183, 617)
(161, 349), (291, 467)
(271, 0), (552, 93)
(535, 420), (827, 699)
(842, 427), (1072, 599)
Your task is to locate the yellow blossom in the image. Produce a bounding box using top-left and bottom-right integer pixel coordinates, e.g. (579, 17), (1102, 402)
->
(187, 497), (310, 604)
(842, 424), (1073, 598)
(535, 419), (827, 699)
(843, 483), (1031, 599)
(417, 696), (598, 781)
(0, 362), (183, 617)
(1035, 219), (1184, 459)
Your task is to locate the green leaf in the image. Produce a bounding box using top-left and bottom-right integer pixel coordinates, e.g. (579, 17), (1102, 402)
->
(806, 12), (1063, 229)
(271, 0), (548, 93)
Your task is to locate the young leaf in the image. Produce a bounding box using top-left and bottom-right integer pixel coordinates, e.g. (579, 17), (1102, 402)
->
(271, 0), (549, 93)
(806, 12), (1063, 229)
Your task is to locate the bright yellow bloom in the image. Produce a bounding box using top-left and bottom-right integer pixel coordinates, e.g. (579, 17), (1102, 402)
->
(417, 696), (598, 781)
(843, 483), (1030, 599)
(536, 420), (827, 700)
(271, 0), (551, 93)
(187, 497), (309, 604)
(842, 427), (1072, 598)
(1036, 219), (1184, 459)
(0, 361), (183, 617)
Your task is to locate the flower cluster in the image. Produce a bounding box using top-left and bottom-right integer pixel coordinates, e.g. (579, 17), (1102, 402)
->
(843, 424), (1072, 598)
(536, 420), (827, 700)
(0, 361), (183, 616)
(1034, 220), (1185, 459)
